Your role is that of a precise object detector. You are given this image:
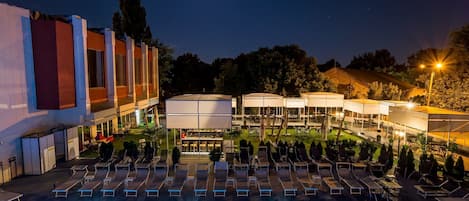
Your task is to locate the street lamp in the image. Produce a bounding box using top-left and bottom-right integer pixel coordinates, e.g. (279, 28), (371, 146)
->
(420, 63), (443, 106)
(396, 130), (405, 157)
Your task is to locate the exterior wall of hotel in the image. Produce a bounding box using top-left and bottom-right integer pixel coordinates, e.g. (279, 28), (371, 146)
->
(0, 4), (54, 184)
(0, 3), (159, 183)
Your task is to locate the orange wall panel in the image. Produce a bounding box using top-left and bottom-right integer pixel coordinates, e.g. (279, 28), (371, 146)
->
(89, 87), (108, 103)
(116, 86), (129, 98)
(87, 31), (105, 51)
(115, 39), (126, 55)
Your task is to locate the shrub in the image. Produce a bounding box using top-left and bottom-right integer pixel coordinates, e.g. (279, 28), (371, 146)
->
(99, 142), (114, 162)
(209, 147), (222, 162)
(143, 142), (154, 162)
(406, 149), (415, 177)
(385, 144), (394, 171)
(444, 155), (455, 176)
(397, 146), (407, 176)
(172, 147), (181, 166)
(378, 144), (388, 164)
(453, 156), (465, 181)
(124, 141), (139, 160)
(429, 154), (438, 179)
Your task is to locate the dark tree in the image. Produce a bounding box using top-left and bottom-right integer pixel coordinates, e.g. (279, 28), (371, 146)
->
(347, 49), (396, 72)
(112, 12), (124, 39)
(317, 59), (341, 72)
(115, 0), (151, 43)
(172, 53), (215, 93)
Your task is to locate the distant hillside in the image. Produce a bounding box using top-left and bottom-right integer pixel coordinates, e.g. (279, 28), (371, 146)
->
(324, 67), (425, 99)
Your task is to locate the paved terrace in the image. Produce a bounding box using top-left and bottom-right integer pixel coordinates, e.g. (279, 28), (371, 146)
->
(0, 158), (432, 201)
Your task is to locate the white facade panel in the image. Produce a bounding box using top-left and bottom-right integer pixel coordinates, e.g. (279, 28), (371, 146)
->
(285, 98), (305, 108)
(66, 127), (79, 160)
(232, 98), (237, 108)
(166, 115), (199, 129)
(166, 100), (198, 114)
(199, 101), (231, 114)
(199, 115), (232, 129)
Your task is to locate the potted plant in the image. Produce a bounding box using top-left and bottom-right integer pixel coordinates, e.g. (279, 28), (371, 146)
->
(209, 147), (222, 162)
(453, 156), (465, 181)
(172, 147), (181, 166)
(444, 154), (455, 177)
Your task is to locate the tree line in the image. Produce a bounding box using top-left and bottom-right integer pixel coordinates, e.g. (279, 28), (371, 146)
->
(112, 0), (469, 112)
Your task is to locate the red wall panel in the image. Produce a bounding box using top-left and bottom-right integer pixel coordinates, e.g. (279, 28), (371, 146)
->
(31, 19), (76, 109)
(87, 31), (105, 51)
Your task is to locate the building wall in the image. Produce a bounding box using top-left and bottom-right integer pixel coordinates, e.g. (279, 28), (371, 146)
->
(0, 3), (53, 184)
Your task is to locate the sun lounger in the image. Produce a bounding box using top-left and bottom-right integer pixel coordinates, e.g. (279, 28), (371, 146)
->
(167, 164), (188, 197)
(123, 163), (151, 197)
(436, 192), (469, 201)
(77, 162), (110, 197)
(144, 163), (168, 197)
(255, 163), (272, 197)
(317, 162), (343, 195)
(415, 180), (461, 199)
(336, 162), (364, 195)
(276, 162), (297, 197)
(0, 190), (23, 201)
(213, 161), (228, 197)
(294, 162), (319, 196)
(100, 163), (130, 197)
(352, 163), (383, 199)
(234, 164), (250, 196)
(52, 165), (88, 198)
(194, 163), (210, 197)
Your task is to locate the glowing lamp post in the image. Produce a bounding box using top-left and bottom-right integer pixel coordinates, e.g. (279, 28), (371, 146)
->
(420, 63), (443, 106)
(396, 130), (405, 157)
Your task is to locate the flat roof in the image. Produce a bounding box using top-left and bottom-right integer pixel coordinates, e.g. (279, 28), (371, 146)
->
(412, 106), (469, 115)
(345, 99), (381, 105)
(301, 92), (344, 97)
(243, 93), (283, 98)
(168, 94), (231, 101)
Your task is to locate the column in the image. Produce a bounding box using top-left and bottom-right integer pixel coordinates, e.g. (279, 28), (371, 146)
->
(104, 28), (117, 106)
(126, 36), (135, 102)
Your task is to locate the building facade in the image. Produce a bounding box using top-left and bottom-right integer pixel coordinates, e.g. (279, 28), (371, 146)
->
(0, 3), (158, 183)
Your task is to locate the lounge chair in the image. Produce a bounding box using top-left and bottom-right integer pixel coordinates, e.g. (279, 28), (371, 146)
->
(256, 146), (270, 167)
(100, 163), (131, 197)
(234, 164), (250, 196)
(276, 162), (297, 197)
(255, 163), (272, 197)
(351, 163), (383, 199)
(415, 180), (461, 199)
(77, 162), (111, 197)
(336, 162), (364, 195)
(436, 192), (469, 201)
(144, 163), (168, 197)
(123, 163), (151, 197)
(317, 162), (344, 195)
(167, 164), (188, 197)
(0, 190), (23, 201)
(194, 163), (210, 197)
(52, 165), (88, 198)
(155, 150), (168, 166)
(213, 161), (228, 197)
(294, 162), (319, 196)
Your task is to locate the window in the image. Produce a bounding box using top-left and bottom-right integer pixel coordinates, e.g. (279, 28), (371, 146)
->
(115, 54), (127, 86)
(148, 58), (153, 84)
(135, 58), (143, 84)
(87, 49), (105, 87)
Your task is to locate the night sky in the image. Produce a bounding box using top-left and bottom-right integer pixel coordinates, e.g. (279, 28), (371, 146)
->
(2, 0), (469, 65)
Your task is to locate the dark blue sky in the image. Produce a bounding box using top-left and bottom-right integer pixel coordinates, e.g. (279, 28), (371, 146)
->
(3, 0), (469, 64)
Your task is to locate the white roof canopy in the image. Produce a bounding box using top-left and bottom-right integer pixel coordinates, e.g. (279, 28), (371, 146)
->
(380, 100), (416, 115)
(242, 93), (284, 107)
(344, 99), (381, 115)
(166, 94), (232, 129)
(284, 98), (305, 108)
(389, 106), (469, 132)
(301, 92), (344, 108)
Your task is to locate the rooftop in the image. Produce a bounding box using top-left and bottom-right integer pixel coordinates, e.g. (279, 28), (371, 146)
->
(169, 94), (232, 101)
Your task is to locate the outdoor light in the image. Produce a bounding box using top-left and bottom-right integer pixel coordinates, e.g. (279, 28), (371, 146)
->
(406, 102), (415, 109)
(419, 64), (426, 69)
(436, 63), (443, 69)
